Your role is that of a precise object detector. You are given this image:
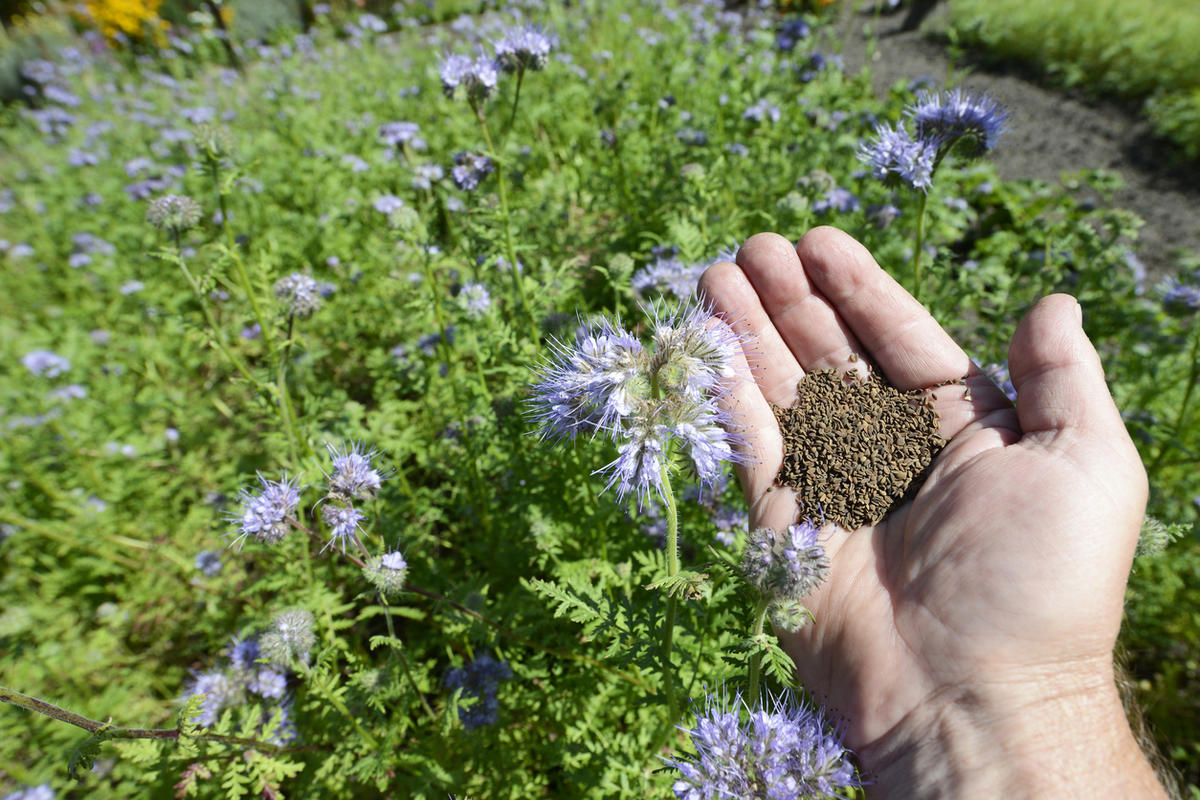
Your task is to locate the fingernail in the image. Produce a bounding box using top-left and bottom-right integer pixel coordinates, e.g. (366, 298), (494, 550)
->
(1074, 301), (1083, 324)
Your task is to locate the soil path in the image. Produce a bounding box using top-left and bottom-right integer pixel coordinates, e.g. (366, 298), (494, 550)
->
(834, 4), (1200, 280)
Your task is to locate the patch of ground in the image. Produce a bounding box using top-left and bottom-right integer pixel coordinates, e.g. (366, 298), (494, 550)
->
(833, 4), (1200, 281)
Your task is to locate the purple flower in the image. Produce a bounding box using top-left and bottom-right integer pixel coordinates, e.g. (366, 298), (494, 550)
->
(364, 550), (409, 596)
(1161, 277), (1200, 314)
(440, 53), (499, 103)
(458, 281), (492, 316)
(665, 688), (860, 800)
(22, 349), (70, 378)
(195, 550), (223, 577)
(743, 99), (781, 123)
(321, 504), (365, 552)
(411, 162), (444, 190)
(775, 18), (811, 50)
(742, 521), (830, 603)
(378, 121), (425, 149)
(632, 256), (707, 300)
(445, 654), (512, 730)
(274, 272), (328, 317)
(813, 187), (860, 215)
(373, 194), (405, 215)
(493, 25), (553, 72)
(325, 441), (387, 501)
(858, 122), (938, 191)
(228, 474), (302, 548)
(450, 152), (495, 190)
(909, 88), (1008, 157)
(184, 669), (240, 727)
(983, 361), (1017, 402)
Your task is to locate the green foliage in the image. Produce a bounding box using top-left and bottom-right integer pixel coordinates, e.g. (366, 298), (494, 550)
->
(947, 0), (1200, 161)
(0, 0), (1198, 796)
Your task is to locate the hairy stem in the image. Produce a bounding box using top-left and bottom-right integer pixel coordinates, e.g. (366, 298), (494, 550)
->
(659, 460), (681, 723)
(0, 685), (307, 754)
(912, 189), (929, 302)
(747, 596), (770, 702)
(1149, 320), (1200, 478)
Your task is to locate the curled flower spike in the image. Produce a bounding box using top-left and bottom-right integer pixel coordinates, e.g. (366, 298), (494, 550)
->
(440, 52), (499, 103)
(857, 122), (938, 192)
(363, 550), (409, 597)
(493, 24), (553, 72)
(146, 193), (203, 233)
(742, 520), (830, 603)
(321, 504), (365, 553)
(228, 473), (302, 549)
(665, 687), (860, 800)
(325, 441), (388, 501)
(909, 88), (1008, 157)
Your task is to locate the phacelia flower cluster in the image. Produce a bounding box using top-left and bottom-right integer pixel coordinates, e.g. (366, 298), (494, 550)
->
(274, 272), (336, 317)
(444, 653), (513, 730)
(742, 521), (830, 605)
(665, 688), (860, 800)
(181, 634), (296, 743)
(363, 551), (409, 597)
(228, 473), (301, 549)
(259, 609), (316, 669)
(442, 24), (553, 105)
(858, 88), (1007, 191)
(450, 151), (495, 191)
(318, 441), (389, 554)
(493, 25), (553, 73)
(529, 302), (745, 508)
(146, 193), (203, 234)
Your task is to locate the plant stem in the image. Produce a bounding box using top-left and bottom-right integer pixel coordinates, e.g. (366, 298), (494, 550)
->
(473, 104), (538, 339)
(379, 593), (436, 722)
(659, 459), (680, 723)
(747, 596), (770, 702)
(0, 685), (303, 754)
(210, 161), (275, 358)
(500, 67), (525, 148)
(1149, 321), (1200, 478)
(174, 252), (257, 385)
(912, 190), (929, 303)
(276, 314), (301, 466)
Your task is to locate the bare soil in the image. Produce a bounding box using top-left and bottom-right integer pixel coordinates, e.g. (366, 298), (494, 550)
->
(834, 4), (1200, 280)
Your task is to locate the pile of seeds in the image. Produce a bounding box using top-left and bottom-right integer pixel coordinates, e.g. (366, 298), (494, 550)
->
(773, 368), (948, 529)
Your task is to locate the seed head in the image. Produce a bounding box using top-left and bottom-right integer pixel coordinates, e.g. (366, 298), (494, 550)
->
(147, 194), (203, 233)
(260, 609), (316, 669)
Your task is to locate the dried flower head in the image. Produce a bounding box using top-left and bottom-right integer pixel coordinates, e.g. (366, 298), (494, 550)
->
(260, 609), (316, 669)
(146, 194), (203, 233)
(228, 473), (301, 549)
(193, 123), (234, 165)
(742, 521), (830, 603)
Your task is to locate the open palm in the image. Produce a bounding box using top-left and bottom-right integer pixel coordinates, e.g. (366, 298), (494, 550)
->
(700, 228), (1148, 758)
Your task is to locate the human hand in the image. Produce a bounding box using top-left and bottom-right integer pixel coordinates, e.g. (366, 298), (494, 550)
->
(700, 228), (1165, 798)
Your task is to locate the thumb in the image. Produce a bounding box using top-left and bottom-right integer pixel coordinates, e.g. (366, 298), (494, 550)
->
(1007, 294), (1126, 443)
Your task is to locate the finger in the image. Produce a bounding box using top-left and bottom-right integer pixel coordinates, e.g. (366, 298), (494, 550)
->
(1008, 294), (1128, 443)
(734, 232), (868, 376)
(700, 294), (786, 502)
(699, 260), (803, 406)
(795, 227), (1007, 439)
